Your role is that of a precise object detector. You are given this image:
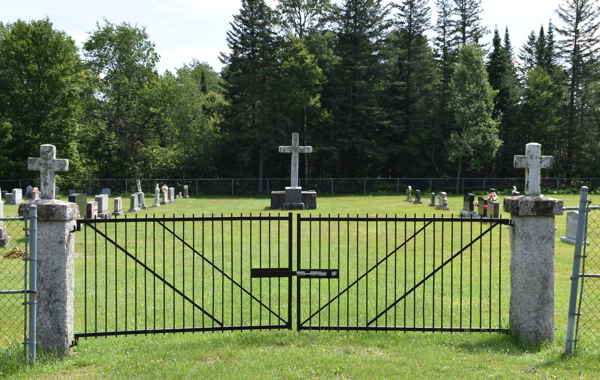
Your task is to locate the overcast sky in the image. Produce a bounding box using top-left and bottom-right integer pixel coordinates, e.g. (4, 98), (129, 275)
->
(0, 0), (564, 74)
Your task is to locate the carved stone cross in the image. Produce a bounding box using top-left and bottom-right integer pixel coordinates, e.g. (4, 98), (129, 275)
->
(28, 144), (69, 199)
(514, 143), (552, 197)
(279, 133), (312, 188)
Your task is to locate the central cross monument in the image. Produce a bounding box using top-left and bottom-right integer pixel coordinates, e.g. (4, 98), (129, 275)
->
(28, 144), (69, 199)
(271, 133), (317, 210)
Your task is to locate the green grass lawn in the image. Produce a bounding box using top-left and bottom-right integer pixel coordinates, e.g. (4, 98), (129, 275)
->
(1, 193), (599, 379)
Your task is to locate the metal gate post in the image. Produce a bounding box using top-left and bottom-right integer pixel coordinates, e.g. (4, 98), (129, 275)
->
(26, 206), (37, 365)
(565, 186), (589, 354)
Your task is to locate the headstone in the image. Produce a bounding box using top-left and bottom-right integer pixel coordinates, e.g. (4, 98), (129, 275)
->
(428, 192), (436, 207)
(436, 192), (449, 210)
(95, 194), (111, 219)
(69, 193), (88, 218)
(1, 190), (7, 199)
(413, 190), (422, 204)
(487, 201), (500, 219)
(28, 144), (68, 199)
(101, 188), (111, 195)
(138, 191), (148, 210)
(136, 179), (142, 193)
(560, 211), (589, 245)
(26, 185), (33, 200)
(153, 184), (161, 207)
(6, 189), (24, 205)
(183, 185), (189, 198)
(113, 197), (124, 216)
(86, 201), (98, 219)
(128, 194), (140, 213)
(161, 188), (169, 205)
(279, 132), (314, 209)
(179, 192), (182, 199)
(69, 190), (76, 195)
(405, 186), (413, 202)
(460, 193), (478, 217)
(478, 197), (488, 217)
(0, 201), (10, 247)
(169, 187), (175, 203)
(31, 187), (40, 201)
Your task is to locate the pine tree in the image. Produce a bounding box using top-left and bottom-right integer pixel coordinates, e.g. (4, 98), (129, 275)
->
(543, 20), (558, 74)
(220, 0), (286, 189)
(452, 0), (489, 45)
(518, 30), (537, 77)
(536, 26), (547, 66)
(555, 0), (600, 177)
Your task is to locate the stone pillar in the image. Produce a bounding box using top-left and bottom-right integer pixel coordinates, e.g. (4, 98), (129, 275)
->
(504, 196), (563, 343)
(20, 199), (79, 353)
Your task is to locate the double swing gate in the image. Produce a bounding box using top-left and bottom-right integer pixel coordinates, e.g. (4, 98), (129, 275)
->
(75, 213), (511, 340)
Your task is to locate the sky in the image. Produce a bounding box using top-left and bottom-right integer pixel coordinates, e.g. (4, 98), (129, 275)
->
(0, 0), (564, 74)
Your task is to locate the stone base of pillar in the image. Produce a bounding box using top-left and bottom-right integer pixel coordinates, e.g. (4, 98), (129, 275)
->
(284, 203), (305, 210)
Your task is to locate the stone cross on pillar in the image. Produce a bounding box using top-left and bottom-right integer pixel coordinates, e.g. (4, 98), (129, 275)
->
(28, 144), (69, 199)
(514, 143), (552, 196)
(279, 133), (312, 188)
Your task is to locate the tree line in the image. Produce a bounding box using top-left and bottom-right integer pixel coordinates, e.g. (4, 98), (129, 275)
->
(1, 0), (599, 191)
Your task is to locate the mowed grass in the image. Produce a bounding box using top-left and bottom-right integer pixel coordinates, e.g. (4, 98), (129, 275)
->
(1, 192), (600, 379)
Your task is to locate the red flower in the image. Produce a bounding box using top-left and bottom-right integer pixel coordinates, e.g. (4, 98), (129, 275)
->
(484, 205), (488, 210)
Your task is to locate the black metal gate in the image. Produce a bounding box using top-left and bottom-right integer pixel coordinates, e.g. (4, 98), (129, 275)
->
(75, 213), (510, 339)
(296, 215), (511, 332)
(75, 214), (293, 339)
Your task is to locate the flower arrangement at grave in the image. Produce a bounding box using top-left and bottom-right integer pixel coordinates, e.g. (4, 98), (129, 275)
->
(473, 200), (479, 207)
(33, 187), (38, 191)
(484, 204), (488, 210)
(487, 192), (499, 202)
(161, 185), (168, 191)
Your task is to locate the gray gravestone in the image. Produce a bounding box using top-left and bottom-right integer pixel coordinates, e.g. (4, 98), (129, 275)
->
(460, 193), (478, 217)
(183, 185), (189, 198)
(169, 187), (175, 203)
(161, 188), (169, 205)
(0, 200), (10, 247)
(101, 188), (111, 195)
(405, 186), (413, 202)
(6, 189), (24, 205)
(26, 185), (33, 199)
(113, 197), (124, 216)
(478, 197), (488, 217)
(69, 190), (76, 195)
(128, 194), (140, 213)
(436, 192), (449, 210)
(428, 193), (436, 207)
(68, 193), (87, 218)
(31, 188), (40, 200)
(86, 201), (98, 219)
(153, 184), (161, 207)
(514, 143), (552, 196)
(560, 211), (589, 245)
(27, 144), (68, 199)
(413, 189), (422, 204)
(138, 191), (148, 209)
(95, 194), (111, 219)
(488, 201), (500, 219)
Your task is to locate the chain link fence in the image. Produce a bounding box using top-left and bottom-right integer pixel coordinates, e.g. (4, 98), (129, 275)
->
(574, 203), (600, 352)
(0, 216), (29, 348)
(2, 178), (599, 198)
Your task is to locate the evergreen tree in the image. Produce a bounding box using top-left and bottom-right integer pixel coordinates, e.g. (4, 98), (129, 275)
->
(536, 26), (547, 66)
(220, 0), (286, 189)
(518, 30), (537, 77)
(503, 26), (515, 61)
(448, 44), (501, 192)
(277, 0), (332, 38)
(555, 0), (600, 177)
(434, 0), (457, 112)
(543, 20), (559, 74)
(452, 0), (489, 45)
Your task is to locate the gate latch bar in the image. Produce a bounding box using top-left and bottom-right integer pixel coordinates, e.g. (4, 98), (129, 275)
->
(251, 268), (338, 279)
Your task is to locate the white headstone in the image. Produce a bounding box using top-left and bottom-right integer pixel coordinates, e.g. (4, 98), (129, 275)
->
(514, 143), (552, 197)
(278, 133), (312, 188)
(136, 179), (142, 193)
(28, 144), (69, 199)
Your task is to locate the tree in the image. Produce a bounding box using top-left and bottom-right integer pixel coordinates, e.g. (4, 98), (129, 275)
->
(433, 0), (457, 111)
(555, 0), (600, 177)
(82, 19), (161, 178)
(452, 0), (489, 45)
(518, 30), (538, 77)
(277, 0), (332, 38)
(0, 18), (83, 179)
(220, 0), (286, 190)
(448, 44), (501, 192)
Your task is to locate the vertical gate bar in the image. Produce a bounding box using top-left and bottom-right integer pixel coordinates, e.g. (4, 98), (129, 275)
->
(125, 216), (128, 331)
(469, 216), (473, 329)
(337, 215), (341, 330)
(460, 217), (463, 330)
(135, 216), (138, 333)
(27, 206), (37, 364)
(385, 216), (388, 330)
(230, 216), (234, 329)
(396, 215), (399, 329)
(489, 219), (492, 330)
(427, 214), (431, 330)
(565, 186), (589, 354)
(84, 221), (87, 335)
(259, 216), (262, 327)
(95, 219), (98, 335)
(249, 214), (252, 329)
(356, 215), (359, 327)
(163, 214), (166, 332)
(347, 215), (350, 327)
(309, 216), (313, 326)
(499, 217), (502, 329)
(479, 216), (483, 328)
(441, 215), (445, 330)
(193, 216), (196, 331)
(144, 217), (148, 333)
(433, 215), (436, 330)
(183, 216), (186, 331)
(366, 214), (369, 327)
(221, 215), (224, 331)
(413, 215), (416, 328)
(172, 215), (176, 329)
(268, 216), (272, 326)
(575, 206), (590, 350)
(212, 215), (215, 329)
(238, 215), (241, 329)
(328, 215), (331, 328)
(296, 213), (301, 331)
(376, 215), (379, 329)
(318, 215), (322, 327)
(105, 218), (108, 335)
(153, 216), (156, 331)
(451, 216), (454, 331)
(115, 220), (118, 332)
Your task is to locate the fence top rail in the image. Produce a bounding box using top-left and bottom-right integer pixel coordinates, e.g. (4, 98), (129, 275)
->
(76, 213), (293, 227)
(0, 217), (25, 221)
(298, 215), (512, 224)
(4, 177), (600, 181)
